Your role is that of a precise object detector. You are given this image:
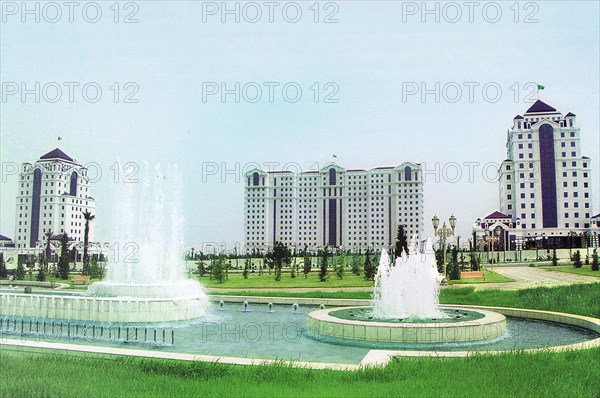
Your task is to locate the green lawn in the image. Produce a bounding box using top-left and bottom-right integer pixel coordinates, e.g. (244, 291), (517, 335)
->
(199, 273), (374, 288)
(199, 269), (512, 289)
(448, 268), (514, 285)
(211, 283), (600, 318)
(1, 348), (598, 397)
(540, 265), (600, 278)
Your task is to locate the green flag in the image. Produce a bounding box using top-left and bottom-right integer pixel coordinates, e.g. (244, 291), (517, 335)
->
(537, 84), (545, 90)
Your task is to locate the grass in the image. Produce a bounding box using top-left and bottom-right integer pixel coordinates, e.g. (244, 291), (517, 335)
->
(448, 268), (514, 285)
(200, 269), (512, 289)
(210, 283), (600, 318)
(1, 348), (598, 397)
(539, 265), (600, 278)
(199, 273), (374, 288)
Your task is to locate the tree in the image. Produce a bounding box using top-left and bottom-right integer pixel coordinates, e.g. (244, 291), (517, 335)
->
(303, 253), (312, 278)
(243, 257), (250, 279)
(16, 256), (26, 280)
(267, 241), (291, 282)
(58, 233), (70, 279)
(573, 250), (582, 269)
(448, 246), (461, 280)
(552, 248), (558, 266)
(0, 253), (7, 279)
(43, 231), (53, 274)
(469, 252), (480, 271)
(592, 249), (599, 272)
(89, 257), (106, 279)
(212, 255), (226, 283)
(290, 256), (297, 279)
(363, 248), (375, 281)
(435, 248), (444, 274)
(319, 246), (330, 282)
(36, 262), (46, 281)
(335, 252), (345, 279)
(351, 253), (361, 276)
(394, 225), (409, 259)
(81, 210), (95, 276)
(196, 260), (206, 277)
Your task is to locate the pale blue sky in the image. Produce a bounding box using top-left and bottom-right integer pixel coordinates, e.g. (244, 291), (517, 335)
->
(1, 1), (599, 249)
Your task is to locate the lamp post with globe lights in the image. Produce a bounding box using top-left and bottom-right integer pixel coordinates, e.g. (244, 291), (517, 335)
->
(432, 214), (456, 282)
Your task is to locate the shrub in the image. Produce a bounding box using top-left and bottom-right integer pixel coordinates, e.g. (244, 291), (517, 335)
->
(0, 253), (7, 278)
(350, 254), (361, 276)
(242, 258), (250, 279)
(592, 249), (599, 272)
(448, 247), (461, 281)
(363, 249), (375, 281)
(552, 248), (558, 266)
(15, 259), (26, 280)
(469, 253), (480, 271)
(319, 247), (329, 282)
(303, 255), (312, 278)
(573, 250), (582, 269)
(36, 266), (46, 281)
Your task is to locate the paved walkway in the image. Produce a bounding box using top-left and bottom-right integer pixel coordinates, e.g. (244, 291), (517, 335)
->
(206, 266), (598, 294)
(473, 266), (599, 290)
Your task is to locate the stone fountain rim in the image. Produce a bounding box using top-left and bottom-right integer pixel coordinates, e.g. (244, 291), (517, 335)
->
(0, 291), (208, 302)
(309, 305), (506, 328)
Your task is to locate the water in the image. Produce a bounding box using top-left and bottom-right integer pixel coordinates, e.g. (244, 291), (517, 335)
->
(372, 239), (445, 319)
(87, 164), (208, 306)
(2, 306), (596, 364)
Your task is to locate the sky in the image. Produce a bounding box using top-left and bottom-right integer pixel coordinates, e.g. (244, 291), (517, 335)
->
(1, 1), (599, 251)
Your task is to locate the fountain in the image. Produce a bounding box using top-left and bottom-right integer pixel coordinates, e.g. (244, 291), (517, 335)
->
(0, 164), (209, 323)
(308, 238), (507, 344)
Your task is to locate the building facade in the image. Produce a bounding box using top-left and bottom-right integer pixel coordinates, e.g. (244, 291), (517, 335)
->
(244, 162), (424, 252)
(475, 100), (596, 249)
(14, 148), (96, 249)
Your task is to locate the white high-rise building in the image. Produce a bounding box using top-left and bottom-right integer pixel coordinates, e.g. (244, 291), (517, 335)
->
(244, 162), (424, 252)
(475, 100), (595, 250)
(14, 148), (96, 249)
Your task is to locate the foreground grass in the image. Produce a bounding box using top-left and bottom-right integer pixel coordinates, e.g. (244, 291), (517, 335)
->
(210, 283), (600, 318)
(1, 348), (598, 397)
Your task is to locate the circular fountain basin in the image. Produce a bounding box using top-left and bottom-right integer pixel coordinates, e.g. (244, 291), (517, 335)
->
(308, 306), (507, 344)
(0, 280), (210, 323)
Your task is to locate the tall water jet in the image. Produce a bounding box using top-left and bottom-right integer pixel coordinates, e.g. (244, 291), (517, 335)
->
(372, 238), (444, 319)
(86, 163), (209, 320)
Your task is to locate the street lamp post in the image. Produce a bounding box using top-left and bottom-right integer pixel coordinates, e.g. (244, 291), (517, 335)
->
(482, 232), (499, 270)
(432, 214), (456, 283)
